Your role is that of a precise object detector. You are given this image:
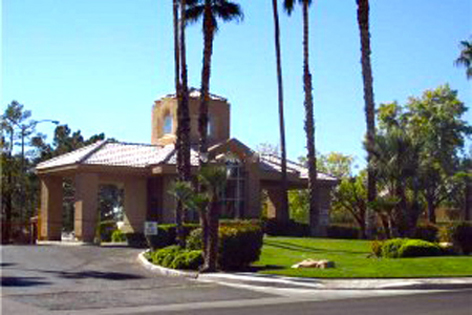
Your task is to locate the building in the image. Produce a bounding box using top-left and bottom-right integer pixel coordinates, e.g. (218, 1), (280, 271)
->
(36, 90), (338, 242)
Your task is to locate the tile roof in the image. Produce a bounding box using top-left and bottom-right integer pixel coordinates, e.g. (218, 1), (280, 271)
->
(36, 141), (176, 170)
(162, 88), (227, 102)
(259, 154), (338, 181)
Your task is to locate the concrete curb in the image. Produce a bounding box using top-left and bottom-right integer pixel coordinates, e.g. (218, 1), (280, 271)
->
(137, 251), (472, 291)
(137, 250), (199, 279)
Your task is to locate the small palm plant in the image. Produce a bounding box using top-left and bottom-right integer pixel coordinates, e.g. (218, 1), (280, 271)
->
(169, 165), (227, 272)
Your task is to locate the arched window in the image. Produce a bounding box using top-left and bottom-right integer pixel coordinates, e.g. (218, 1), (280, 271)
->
(163, 113), (173, 134)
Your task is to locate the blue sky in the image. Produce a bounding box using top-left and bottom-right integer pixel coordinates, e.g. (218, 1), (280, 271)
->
(2, 0), (471, 170)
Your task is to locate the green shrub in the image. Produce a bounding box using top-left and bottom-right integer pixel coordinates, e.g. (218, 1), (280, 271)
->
(185, 250), (204, 270)
(111, 229), (127, 243)
(371, 240), (383, 257)
(263, 218), (310, 237)
(327, 225), (360, 239)
(151, 245), (181, 265)
(148, 245), (203, 270)
(146, 224), (200, 250)
(414, 224), (439, 243)
(379, 238), (443, 258)
(95, 220), (117, 243)
(397, 239), (442, 258)
(381, 238), (408, 258)
(186, 221), (264, 270)
(451, 222), (472, 255)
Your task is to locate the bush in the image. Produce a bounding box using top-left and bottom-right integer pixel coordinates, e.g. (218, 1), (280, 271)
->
(379, 238), (443, 258)
(439, 221), (472, 255)
(414, 224), (439, 243)
(263, 218), (310, 237)
(186, 221), (264, 270)
(381, 238), (408, 258)
(146, 224), (200, 250)
(111, 229), (126, 243)
(95, 220), (117, 243)
(148, 245), (203, 270)
(326, 225), (360, 239)
(451, 222), (472, 255)
(371, 240), (383, 257)
(397, 239), (442, 258)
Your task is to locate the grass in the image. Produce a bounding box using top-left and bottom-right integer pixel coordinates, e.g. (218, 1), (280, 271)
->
(253, 236), (472, 278)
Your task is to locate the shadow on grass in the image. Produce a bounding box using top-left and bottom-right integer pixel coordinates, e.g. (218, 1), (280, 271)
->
(264, 239), (367, 255)
(236, 265), (285, 272)
(1, 276), (51, 287)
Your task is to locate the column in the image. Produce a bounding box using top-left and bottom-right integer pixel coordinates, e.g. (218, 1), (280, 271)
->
(123, 178), (147, 233)
(244, 157), (262, 219)
(40, 176), (63, 240)
(266, 188), (289, 222)
(74, 173), (98, 242)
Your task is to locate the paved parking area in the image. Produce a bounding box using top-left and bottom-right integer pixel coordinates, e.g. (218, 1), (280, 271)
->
(0, 245), (272, 314)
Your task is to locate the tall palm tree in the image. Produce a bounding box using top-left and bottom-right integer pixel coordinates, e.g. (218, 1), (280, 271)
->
(186, 0), (243, 165)
(455, 38), (472, 80)
(272, 0), (289, 222)
(173, 0), (191, 246)
(284, 0), (319, 236)
(356, 0), (376, 238)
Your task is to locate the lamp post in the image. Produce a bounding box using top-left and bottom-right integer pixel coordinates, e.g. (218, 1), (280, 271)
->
(15, 119), (59, 222)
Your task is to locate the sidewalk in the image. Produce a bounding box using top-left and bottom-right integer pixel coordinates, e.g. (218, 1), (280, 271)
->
(137, 251), (472, 291)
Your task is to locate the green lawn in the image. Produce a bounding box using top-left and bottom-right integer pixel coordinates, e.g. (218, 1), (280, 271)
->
(253, 236), (472, 278)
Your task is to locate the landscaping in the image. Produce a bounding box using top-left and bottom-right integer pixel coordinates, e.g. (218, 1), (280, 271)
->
(252, 236), (472, 278)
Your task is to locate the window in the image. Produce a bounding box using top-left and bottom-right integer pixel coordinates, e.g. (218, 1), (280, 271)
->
(207, 116), (214, 138)
(163, 113), (173, 134)
(221, 154), (245, 219)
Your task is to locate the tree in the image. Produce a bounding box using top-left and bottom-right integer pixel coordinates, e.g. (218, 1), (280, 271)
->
(185, 0), (243, 165)
(173, 0), (192, 247)
(356, 0), (377, 238)
(332, 173), (367, 238)
(455, 38), (472, 79)
(317, 152), (355, 178)
(197, 165), (227, 271)
(271, 0), (289, 223)
(405, 85), (472, 223)
(284, 0), (319, 236)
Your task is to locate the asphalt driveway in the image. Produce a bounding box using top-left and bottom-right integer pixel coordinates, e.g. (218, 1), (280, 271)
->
(0, 244), (272, 314)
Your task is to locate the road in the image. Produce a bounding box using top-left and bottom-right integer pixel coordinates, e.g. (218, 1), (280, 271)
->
(1, 245), (471, 314)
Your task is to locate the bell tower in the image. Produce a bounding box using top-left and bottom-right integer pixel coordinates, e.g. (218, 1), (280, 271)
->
(151, 89), (230, 146)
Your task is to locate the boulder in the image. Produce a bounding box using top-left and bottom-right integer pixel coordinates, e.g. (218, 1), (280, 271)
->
(291, 259), (335, 269)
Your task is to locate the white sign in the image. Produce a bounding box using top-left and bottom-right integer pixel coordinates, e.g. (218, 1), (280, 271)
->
(144, 221), (158, 236)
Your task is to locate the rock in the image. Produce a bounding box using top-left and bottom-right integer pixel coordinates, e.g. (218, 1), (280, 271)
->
(291, 259), (335, 269)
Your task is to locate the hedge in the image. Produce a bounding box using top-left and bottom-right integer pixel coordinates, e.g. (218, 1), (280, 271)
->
(413, 223), (439, 243)
(263, 219), (310, 237)
(187, 221), (264, 270)
(326, 225), (361, 239)
(376, 238), (442, 258)
(148, 245), (203, 270)
(440, 221), (472, 255)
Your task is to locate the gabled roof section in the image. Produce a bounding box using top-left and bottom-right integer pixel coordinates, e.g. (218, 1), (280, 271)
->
(36, 140), (176, 171)
(259, 154), (338, 182)
(209, 138), (256, 161)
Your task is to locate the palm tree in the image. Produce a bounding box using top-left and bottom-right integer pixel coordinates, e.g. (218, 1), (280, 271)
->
(173, 0), (191, 247)
(455, 38), (472, 79)
(185, 0), (243, 165)
(356, 0), (376, 238)
(272, 0), (289, 222)
(198, 166), (227, 272)
(284, 0), (319, 236)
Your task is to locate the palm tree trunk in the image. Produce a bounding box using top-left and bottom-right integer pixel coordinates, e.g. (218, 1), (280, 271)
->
(202, 195), (219, 272)
(356, 0), (377, 239)
(198, 0), (214, 166)
(302, 1), (319, 236)
(180, 0), (191, 184)
(272, 0), (289, 223)
(173, 0), (185, 247)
